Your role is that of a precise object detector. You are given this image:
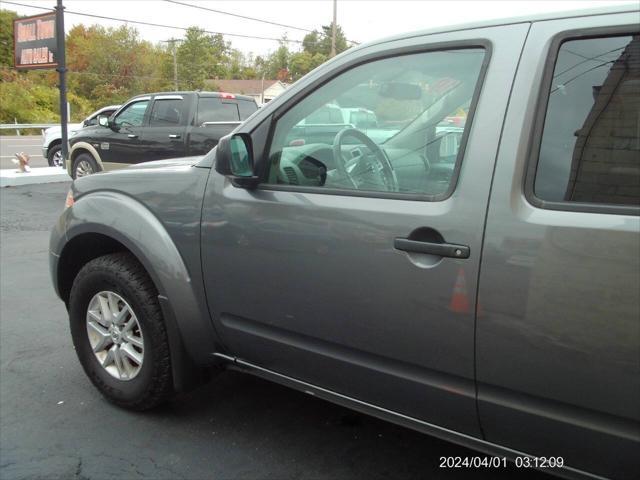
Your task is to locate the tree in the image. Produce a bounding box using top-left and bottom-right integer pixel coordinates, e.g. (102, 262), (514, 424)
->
(289, 51), (326, 81)
(66, 24), (169, 109)
(176, 27), (229, 89)
(1, 8), (355, 127)
(302, 23), (348, 57)
(265, 37), (291, 81)
(0, 9), (18, 68)
(225, 49), (257, 80)
(257, 24), (350, 83)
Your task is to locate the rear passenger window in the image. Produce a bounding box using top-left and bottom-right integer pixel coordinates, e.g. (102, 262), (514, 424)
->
(237, 99), (258, 120)
(197, 98), (240, 124)
(535, 34), (640, 207)
(149, 98), (185, 126)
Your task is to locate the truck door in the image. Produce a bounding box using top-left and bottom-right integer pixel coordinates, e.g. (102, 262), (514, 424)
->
(201, 24), (529, 438)
(98, 97), (149, 166)
(477, 13), (639, 479)
(140, 95), (189, 162)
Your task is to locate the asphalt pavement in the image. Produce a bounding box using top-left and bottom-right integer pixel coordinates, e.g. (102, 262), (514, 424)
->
(0, 136), (49, 170)
(0, 182), (550, 480)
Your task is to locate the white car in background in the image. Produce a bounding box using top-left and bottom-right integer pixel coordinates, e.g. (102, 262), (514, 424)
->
(42, 105), (120, 167)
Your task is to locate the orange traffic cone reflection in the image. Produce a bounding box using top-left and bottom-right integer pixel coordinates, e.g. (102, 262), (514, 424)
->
(449, 267), (471, 313)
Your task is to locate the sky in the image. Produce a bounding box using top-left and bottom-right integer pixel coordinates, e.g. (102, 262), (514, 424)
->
(3, 0), (637, 57)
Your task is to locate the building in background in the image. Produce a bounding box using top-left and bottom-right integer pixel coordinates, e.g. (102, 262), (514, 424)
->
(564, 36), (640, 205)
(205, 79), (288, 105)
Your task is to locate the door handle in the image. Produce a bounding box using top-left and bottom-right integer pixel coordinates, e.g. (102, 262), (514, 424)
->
(169, 134), (181, 139)
(394, 237), (470, 259)
(127, 134), (137, 138)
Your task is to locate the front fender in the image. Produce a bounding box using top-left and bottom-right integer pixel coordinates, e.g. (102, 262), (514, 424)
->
(62, 190), (219, 367)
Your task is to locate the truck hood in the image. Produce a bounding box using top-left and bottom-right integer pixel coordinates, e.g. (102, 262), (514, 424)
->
(44, 124), (83, 136)
(126, 156), (205, 170)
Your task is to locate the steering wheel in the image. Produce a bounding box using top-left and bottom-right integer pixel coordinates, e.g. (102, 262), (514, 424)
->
(332, 128), (398, 192)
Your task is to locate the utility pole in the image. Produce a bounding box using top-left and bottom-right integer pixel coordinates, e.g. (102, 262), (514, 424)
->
(330, 0), (337, 58)
(162, 39), (180, 90)
(55, 0), (68, 163)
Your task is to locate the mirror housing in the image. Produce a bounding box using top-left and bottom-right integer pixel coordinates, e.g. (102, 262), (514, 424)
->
(215, 133), (260, 189)
(97, 115), (109, 127)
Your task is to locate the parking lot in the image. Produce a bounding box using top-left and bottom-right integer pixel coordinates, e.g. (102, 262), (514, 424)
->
(0, 181), (553, 480)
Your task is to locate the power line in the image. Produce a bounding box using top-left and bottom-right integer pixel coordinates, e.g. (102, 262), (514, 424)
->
(550, 61), (615, 94)
(2, 1), (304, 44)
(555, 46), (625, 78)
(165, 0), (313, 33)
(164, 0), (359, 45)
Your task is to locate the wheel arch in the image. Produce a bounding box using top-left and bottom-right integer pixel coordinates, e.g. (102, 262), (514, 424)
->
(56, 191), (218, 390)
(68, 142), (104, 176)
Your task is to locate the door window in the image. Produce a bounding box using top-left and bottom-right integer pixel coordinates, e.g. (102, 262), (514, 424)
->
(534, 34), (640, 207)
(265, 48), (486, 197)
(149, 98), (185, 126)
(114, 100), (149, 127)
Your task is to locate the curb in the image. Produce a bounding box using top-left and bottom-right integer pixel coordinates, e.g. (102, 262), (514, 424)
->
(1, 167), (71, 187)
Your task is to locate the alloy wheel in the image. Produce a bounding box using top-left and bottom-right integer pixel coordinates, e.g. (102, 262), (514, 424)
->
(86, 291), (144, 381)
(52, 150), (63, 167)
(75, 160), (94, 177)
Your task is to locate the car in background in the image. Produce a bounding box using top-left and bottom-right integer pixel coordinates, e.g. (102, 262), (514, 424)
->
(42, 105), (120, 167)
(290, 105), (397, 145)
(67, 91), (258, 179)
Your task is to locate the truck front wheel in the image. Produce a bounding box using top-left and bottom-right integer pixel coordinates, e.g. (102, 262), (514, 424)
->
(72, 153), (100, 179)
(68, 252), (174, 410)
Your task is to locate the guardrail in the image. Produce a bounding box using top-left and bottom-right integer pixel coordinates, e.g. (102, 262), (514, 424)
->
(0, 123), (59, 136)
(0, 123), (58, 129)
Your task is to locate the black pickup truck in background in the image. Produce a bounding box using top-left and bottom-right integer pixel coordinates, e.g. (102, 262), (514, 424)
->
(67, 91), (258, 178)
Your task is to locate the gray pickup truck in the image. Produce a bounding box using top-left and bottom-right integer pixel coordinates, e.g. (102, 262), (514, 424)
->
(50, 6), (639, 479)
(67, 91), (258, 178)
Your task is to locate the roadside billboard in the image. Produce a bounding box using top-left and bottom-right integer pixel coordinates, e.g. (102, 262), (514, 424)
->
(13, 12), (58, 70)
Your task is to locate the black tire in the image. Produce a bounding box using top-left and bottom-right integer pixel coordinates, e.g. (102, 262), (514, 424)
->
(47, 144), (63, 167)
(72, 153), (100, 179)
(69, 252), (173, 410)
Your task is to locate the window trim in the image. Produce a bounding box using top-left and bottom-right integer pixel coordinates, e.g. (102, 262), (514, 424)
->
(256, 39), (492, 202)
(524, 26), (640, 216)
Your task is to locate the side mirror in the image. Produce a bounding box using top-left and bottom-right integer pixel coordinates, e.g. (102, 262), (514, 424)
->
(83, 119), (90, 127)
(98, 115), (109, 127)
(215, 133), (260, 189)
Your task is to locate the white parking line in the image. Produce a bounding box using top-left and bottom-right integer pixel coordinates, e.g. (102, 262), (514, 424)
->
(0, 155), (43, 158)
